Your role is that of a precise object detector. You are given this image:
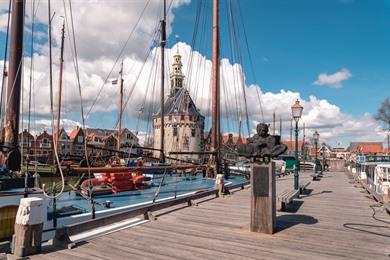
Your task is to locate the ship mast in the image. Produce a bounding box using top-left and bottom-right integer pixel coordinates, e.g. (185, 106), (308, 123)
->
(117, 60), (124, 151)
(4, 0), (25, 171)
(56, 20), (65, 148)
(211, 0), (220, 175)
(159, 0), (167, 163)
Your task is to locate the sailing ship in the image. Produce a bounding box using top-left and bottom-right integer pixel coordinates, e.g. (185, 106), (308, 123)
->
(0, 0), (252, 242)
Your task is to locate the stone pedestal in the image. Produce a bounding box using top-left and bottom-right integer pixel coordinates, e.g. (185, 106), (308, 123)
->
(250, 163), (276, 234)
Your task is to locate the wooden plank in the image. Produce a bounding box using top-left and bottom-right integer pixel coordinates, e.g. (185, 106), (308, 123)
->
(31, 171), (390, 260)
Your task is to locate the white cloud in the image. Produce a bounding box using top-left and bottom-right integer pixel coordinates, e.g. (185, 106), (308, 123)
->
(2, 41), (384, 148)
(0, 2), (385, 148)
(313, 68), (352, 88)
(0, 11), (8, 32)
(20, 118), (82, 136)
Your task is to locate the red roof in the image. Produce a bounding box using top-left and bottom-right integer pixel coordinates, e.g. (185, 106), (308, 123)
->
(283, 140), (305, 151)
(69, 128), (83, 140)
(358, 144), (383, 154)
(309, 147), (319, 156)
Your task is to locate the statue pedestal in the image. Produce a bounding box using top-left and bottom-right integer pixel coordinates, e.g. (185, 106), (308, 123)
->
(250, 163), (276, 234)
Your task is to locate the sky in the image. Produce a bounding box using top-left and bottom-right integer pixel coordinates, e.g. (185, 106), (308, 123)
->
(0, 0), (389, 148)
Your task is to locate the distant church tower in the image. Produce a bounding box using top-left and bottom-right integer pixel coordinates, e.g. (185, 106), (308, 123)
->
(153, 48), (205, 162)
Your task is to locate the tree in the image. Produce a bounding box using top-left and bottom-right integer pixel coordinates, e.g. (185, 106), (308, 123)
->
(375, 97), (390, 129)
(375, 97), (390, 152)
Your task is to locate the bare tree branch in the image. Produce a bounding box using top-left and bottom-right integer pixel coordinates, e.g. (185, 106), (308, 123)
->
(375, 97), (390, 129)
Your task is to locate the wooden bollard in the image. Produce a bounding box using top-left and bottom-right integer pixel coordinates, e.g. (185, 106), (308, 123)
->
(250, 162), (276, 234)
(215, 174), (224, 195)
(13, 197), (45, 257)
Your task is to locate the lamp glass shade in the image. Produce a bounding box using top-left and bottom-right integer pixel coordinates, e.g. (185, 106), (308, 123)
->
(291, 99), (303, 122)
(313, 131), (320, 142)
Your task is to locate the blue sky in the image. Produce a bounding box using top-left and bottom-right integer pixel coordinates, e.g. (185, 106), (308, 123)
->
(0, 0), (389, 146)
(171, 0), (390, 116)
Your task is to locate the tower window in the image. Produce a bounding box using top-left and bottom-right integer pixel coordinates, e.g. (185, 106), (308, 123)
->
(173, 126), (178, 137)
(191, 127), (196, 137)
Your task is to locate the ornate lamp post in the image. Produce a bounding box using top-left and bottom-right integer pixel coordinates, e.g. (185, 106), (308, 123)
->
(291, 99), (303, 190)
(313, 130), (319, 173)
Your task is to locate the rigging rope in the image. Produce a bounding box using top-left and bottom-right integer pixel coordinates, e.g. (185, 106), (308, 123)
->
(237, 0), (265, 124)
(227, 0), (251, 137)
(42, 0), (65, 199)
(85, 0), (152, 119)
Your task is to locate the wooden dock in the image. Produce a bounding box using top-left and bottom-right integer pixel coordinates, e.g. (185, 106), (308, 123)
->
(32, 170), (390, 260)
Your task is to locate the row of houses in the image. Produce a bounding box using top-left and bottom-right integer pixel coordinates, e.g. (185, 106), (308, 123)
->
(19, 127), (140, 162)
(18, 126), (388, 163)
(218, 134), (389, 161)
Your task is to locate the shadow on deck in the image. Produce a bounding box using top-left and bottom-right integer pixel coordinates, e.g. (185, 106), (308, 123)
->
(30, 171), (390, 260)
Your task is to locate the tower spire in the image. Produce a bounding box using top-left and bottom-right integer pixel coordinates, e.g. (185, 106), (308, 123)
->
(169, 48), (185, 96)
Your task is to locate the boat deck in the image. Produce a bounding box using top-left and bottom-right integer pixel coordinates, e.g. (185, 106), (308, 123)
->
(32, 170), (390, 260)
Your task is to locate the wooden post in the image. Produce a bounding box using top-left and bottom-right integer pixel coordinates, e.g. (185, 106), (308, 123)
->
(250, 163), (276, 234)
(13, 197), (45, 257)
(215, 173), (224, 195)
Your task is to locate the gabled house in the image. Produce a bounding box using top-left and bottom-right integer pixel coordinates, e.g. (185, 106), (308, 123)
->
(36, 130), (53, 157)
(103, 135), (117, 157)
(87, 128), (139, 154)
(56, 128), (72, 157)
(221, 133), (248, 160)
(120, 128), (140, 155)
(19, 129), (34, 155)
(318, 144), (332, 159)
(69, 127), (85, 157)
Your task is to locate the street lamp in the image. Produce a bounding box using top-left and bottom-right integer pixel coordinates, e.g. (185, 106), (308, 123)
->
(313, 130), (319, 173)
(291, 99), (303, 190)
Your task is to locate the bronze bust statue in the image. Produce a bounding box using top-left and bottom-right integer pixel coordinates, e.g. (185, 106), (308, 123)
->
(239, 123), (287, 160)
